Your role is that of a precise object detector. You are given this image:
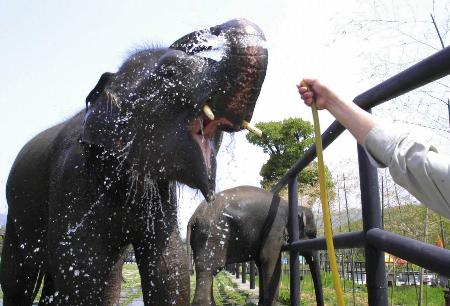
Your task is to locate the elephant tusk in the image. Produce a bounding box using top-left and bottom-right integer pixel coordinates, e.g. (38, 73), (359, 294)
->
(242, 120), (262, 137)
(202, 105), (215, 121)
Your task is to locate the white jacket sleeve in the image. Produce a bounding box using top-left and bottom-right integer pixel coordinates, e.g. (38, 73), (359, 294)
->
(363, 127), (450, 219)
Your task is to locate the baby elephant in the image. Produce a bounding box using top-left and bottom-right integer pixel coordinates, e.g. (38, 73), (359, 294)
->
(187, 185), (323, 306)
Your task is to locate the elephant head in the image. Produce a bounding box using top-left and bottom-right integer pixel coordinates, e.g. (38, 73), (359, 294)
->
(299, 207), (324, 306)
(81, 19), (268, 200)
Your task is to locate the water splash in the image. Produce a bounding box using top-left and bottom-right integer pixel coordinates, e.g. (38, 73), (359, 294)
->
(189, 30), (229, 62)
(67, 193), (105, 235)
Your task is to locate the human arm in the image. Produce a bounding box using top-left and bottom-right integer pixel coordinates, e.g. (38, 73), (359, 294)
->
(297, 78), (376, 145)
(365, 127), (450, 219)
(298, 79), (450, 219)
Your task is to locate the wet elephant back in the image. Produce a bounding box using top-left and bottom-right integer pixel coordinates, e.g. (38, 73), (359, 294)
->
(5, 112), (84, 262)
(220, 186), (287, 263)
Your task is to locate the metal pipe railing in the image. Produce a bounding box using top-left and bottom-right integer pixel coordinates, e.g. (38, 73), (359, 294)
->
(357, 142), (388, 305)
(281, 231), (365, 252)
(367, 228), (450, 277)
(287, 177), (301, 306)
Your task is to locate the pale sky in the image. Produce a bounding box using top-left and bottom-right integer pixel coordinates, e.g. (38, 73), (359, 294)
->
(1, 0), (447, 232)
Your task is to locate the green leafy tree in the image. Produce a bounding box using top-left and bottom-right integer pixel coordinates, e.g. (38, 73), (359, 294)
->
(246, 118), (334, 205)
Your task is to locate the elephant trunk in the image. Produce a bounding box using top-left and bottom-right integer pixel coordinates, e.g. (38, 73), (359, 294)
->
(170, 18), (268, 131)
(208, 20), (268, 131)
(305, 251), (324, 306)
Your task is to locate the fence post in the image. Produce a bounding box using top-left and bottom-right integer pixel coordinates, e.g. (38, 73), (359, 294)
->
(242, 262), (247, 284)
(357, 135), (388, 306)
(444, 286), (450, 306)
(250, 261), (256, 289)
(236, 263), (240, 279)
(288, 176), (300, 306)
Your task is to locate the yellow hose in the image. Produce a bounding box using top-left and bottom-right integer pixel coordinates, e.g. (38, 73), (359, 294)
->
(303, 81), (345, 306)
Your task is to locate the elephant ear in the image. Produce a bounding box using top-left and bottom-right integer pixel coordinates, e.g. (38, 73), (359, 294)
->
(82, 72), (130, 154)
(85, 72), (114, 111)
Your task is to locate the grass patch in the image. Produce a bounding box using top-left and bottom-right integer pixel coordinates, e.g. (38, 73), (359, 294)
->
(191, 271), (255, 305)
(215, 272), (250, 305)
(277, 271), (446, 305)
(121, 263), (143, 305)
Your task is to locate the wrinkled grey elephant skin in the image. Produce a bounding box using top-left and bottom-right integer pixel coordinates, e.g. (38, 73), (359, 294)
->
(1, 19), (267, 306)
(187, 186), (324, 306)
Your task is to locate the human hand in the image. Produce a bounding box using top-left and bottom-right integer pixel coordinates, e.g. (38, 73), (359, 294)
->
(297, 78), (340, 110)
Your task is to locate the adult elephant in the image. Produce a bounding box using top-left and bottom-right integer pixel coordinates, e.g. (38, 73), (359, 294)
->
(187, 186), (324, 306)
(1, 19), (268, 306)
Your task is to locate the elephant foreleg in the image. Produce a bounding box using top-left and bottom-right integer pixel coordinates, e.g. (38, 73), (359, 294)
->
(46, 230), (124, 305)
(192, 269), (215, 306)
(305, 251), (324, 306)
(134, 227), (189, 306)
(102, 256), (124, 306)
(0, 219), (43, 306)
(260, 255), (281, 306)
(257, 264), (264, 306)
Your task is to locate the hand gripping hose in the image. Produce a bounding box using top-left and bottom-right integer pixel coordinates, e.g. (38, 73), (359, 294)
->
(301, 80), (345, 306)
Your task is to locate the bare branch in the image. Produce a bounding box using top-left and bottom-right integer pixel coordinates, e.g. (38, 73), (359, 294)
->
(394, 27), (439, 51)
